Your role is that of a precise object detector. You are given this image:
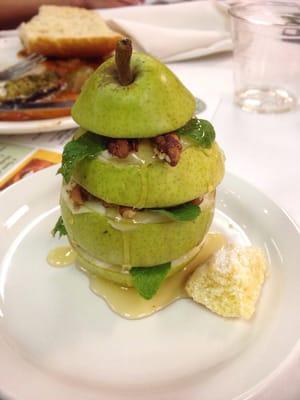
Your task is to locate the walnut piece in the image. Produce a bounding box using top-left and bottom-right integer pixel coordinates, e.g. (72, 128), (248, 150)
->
(107, 139), (138, 159)
(69, 184), (88, 207)
(191, 197), (204, 206)
(119, 206), (136, 219)
(153, 133), (182, 166)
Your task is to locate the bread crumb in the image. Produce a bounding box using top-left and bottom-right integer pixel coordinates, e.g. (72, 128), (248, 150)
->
(185, 245), (267, 319)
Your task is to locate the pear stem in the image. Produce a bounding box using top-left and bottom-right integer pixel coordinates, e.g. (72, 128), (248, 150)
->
(115, 39), (133, 86)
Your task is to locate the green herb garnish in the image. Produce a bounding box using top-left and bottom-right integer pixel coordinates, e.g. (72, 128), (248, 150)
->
(58, 132), (106, 183)
(130, 263), (171, 300)
(52, 216), (67, 238)
(152, 203), (200, 222)
(177, 117), (215, 148)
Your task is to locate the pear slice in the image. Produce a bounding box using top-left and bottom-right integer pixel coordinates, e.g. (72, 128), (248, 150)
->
(60, 196), (214, 267)
(73, 241), (202, 287)
(71, 52), (196, 138)
(73, 141), (225, 208)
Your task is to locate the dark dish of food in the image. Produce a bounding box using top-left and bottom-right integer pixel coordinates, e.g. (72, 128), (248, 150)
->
(0, 5), (123, 121)
(51, 38), (225, 319)
(0, 72), (62, 104)
(0, 58), (101, 121)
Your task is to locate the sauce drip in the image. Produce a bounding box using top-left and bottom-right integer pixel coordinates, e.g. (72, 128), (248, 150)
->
(87, 232), (227, 319)
(47, 246), (76, 267)
(47, 233), (227, 318)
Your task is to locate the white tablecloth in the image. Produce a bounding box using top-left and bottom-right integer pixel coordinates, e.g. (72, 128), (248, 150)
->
(169, 53), (300, 400)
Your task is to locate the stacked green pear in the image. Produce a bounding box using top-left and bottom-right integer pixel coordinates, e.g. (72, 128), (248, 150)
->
(55, 39), (225, 300)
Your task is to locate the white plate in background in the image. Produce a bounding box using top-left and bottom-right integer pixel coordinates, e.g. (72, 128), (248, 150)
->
(0, 37), (77, 135)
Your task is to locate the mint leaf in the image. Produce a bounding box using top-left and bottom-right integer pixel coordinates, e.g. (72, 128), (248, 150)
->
(177, 117), (215, 148)
(152, 203), (200, 222)
(130, 263), (171, 300)
(58, 132), (105, 183)
(52, 216), (67, 238)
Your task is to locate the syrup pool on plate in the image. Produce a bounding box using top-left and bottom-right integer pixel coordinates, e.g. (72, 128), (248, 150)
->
(47, 232), (227, 319)
(47, 246), (76, 267)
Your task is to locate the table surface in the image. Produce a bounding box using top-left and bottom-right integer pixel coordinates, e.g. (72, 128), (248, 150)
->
(1, 52), (300, 399)
(170, 53), (300, 400)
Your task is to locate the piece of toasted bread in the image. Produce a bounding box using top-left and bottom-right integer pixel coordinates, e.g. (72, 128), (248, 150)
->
(19, 5), (122, 58)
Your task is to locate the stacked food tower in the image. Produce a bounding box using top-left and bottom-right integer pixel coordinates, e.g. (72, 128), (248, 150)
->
(57, 39), (225, 300)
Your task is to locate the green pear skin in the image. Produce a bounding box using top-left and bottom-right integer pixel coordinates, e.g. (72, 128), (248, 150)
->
(74, 243), (198, 287)
(61, 196), (214, 267)
(73, 142), (224, 208)
(71, 53), (196, 138)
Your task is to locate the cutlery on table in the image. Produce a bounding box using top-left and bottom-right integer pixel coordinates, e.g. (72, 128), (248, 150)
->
(0, 53), (46, 81)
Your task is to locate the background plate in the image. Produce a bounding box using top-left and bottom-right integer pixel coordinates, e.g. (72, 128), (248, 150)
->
(0, 37), (77, 135)
(0, 166), (299, 400)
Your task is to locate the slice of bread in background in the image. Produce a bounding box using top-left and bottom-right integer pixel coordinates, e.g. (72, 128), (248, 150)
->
(19, 5), (123, 58)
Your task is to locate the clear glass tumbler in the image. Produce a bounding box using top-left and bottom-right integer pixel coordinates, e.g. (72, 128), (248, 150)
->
(229, 1), (300, 113)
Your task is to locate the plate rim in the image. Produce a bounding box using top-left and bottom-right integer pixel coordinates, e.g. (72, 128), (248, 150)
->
(0, 116), (77, 135)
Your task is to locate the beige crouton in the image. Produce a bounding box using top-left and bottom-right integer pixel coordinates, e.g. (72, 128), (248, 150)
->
(186, 245), (267, 319)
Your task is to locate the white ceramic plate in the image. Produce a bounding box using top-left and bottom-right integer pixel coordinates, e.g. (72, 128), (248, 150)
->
(0, 166), (299, 400)
(0, 37), (77, 135)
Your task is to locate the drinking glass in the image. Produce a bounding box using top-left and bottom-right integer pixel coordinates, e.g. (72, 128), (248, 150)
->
(229, 1), (300, 113)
